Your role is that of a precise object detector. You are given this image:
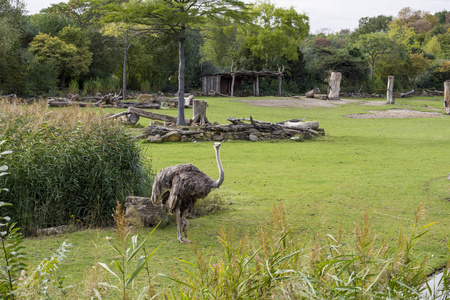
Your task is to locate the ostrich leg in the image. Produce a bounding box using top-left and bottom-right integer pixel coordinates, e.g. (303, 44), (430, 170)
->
(176, 209), (191, 243)
(182, 217), (189, 237)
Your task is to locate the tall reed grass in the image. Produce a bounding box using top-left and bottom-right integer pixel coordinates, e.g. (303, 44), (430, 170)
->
(0, 100), (152, 234)
(165, 202), (448, 299)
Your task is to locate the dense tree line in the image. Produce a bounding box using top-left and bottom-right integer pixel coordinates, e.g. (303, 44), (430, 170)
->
(0, 0), (449, 97)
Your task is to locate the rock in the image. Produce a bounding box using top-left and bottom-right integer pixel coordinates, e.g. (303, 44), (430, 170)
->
(162, 131), (181, 142)
(37, 225), (68, 236)
(212, 134), (224, 141)
(147, 134), (162, 143)
(125, 196), (169, 227)
(249, 133), (259, 141)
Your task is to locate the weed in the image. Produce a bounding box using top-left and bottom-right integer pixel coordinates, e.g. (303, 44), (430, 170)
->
(95, 202), (163, 300)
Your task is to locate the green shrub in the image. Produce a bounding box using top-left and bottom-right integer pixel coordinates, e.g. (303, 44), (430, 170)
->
(0, 100), (152, 234)
(82, 77), (119, 96)
(68, 79), (79, 95)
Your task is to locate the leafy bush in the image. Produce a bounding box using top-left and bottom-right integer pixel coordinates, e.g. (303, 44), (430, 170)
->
(0, 100), (152, 234)
(82, 77), (119, 96)
(68, 79), (79, 95)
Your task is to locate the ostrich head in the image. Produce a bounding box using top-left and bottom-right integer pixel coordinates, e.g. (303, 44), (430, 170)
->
(214, 142), (221, 150)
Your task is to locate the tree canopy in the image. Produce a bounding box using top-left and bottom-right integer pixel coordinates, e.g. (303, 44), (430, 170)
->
(0, 2), (448, 97)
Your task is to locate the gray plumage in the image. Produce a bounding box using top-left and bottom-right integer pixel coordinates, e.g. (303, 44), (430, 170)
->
(150, 142), (224, 243)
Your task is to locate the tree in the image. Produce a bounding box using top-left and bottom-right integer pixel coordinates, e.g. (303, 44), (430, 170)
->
(29, 12), (73, 35)
(355, 15), (393, 35)
(356, 32), (398, 79)
(42, 0), (100, 29)
(423, 36), (442, 58)
(99, 0), (247, 125)
(403, 52), (431, 86)
(101, 23), (148, 100)
(29, 32), (92, 86)
(241, 2), (309, 69)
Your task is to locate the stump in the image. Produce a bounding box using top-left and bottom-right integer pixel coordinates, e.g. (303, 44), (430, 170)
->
(191, 99), (209, 124)
(386, 75), (395, 104)
(328, 72), (341, 100)
(127, 113), (140, 125)
(445, 80), (450, 115)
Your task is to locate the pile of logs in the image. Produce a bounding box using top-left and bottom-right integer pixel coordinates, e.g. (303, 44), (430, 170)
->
(15, 91), (198, 109)
(136, 116), (324, 143)
(340, 92), (382, 98)
(109, 99), (209, 126)
(305, 88), (328, 100)
(421, 89), (444, 97)
(46, 92), (163, 108)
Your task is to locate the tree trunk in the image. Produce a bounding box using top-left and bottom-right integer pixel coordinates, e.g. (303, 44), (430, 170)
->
(386, 75), (395, 104)
(177, 25), (186, 125)
(191, 100), (209, 124)
(123, 31), (128, 101)
(231, 73), (235, 97)
(256, 74), (260, 97)
(278, 75), (282, 97)
(445, 80), (450, 115)
(328, 72), (342, 100)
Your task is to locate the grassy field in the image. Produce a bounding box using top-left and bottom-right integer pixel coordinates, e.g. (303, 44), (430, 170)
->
(22, 96), (450, 296)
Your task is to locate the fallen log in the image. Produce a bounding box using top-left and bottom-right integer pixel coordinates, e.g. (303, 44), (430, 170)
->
(118, 101), (161, 109)
(399, 89), (414, 98)
(305, 88), (320, 98)
(127, 106), (177, 123)
(280, 121), (320, 130)
(48, 100), (92, 107)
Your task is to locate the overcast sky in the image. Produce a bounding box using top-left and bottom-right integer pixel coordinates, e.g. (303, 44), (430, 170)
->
(23, 0), (449, 33)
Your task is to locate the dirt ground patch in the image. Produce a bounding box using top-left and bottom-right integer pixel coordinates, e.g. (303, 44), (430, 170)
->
(237, 97), (445, 119)
(237, 97), (360, 108)
(346, 109), (444, 119)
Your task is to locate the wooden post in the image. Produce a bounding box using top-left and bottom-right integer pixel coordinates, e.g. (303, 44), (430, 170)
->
(256, 74), (259, 97)
(328, 72), (342, 100)
(445, 80), (450, 115)
(386, 75), (395, 104)
(191, 99), (209, 124)
(256, 74), (260, 97)
(277, 65), (284, 97)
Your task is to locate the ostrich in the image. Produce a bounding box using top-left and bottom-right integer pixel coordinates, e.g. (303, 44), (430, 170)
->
(150, 142), (224, 243)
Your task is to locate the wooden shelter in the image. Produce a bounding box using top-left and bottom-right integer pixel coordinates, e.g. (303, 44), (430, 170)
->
(201, 69), (284, 97)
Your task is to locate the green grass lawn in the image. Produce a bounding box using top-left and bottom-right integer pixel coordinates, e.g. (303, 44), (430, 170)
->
(23, 96), (450, 296)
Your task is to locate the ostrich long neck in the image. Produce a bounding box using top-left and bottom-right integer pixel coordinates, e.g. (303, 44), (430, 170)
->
(212, 146), (224, 188)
